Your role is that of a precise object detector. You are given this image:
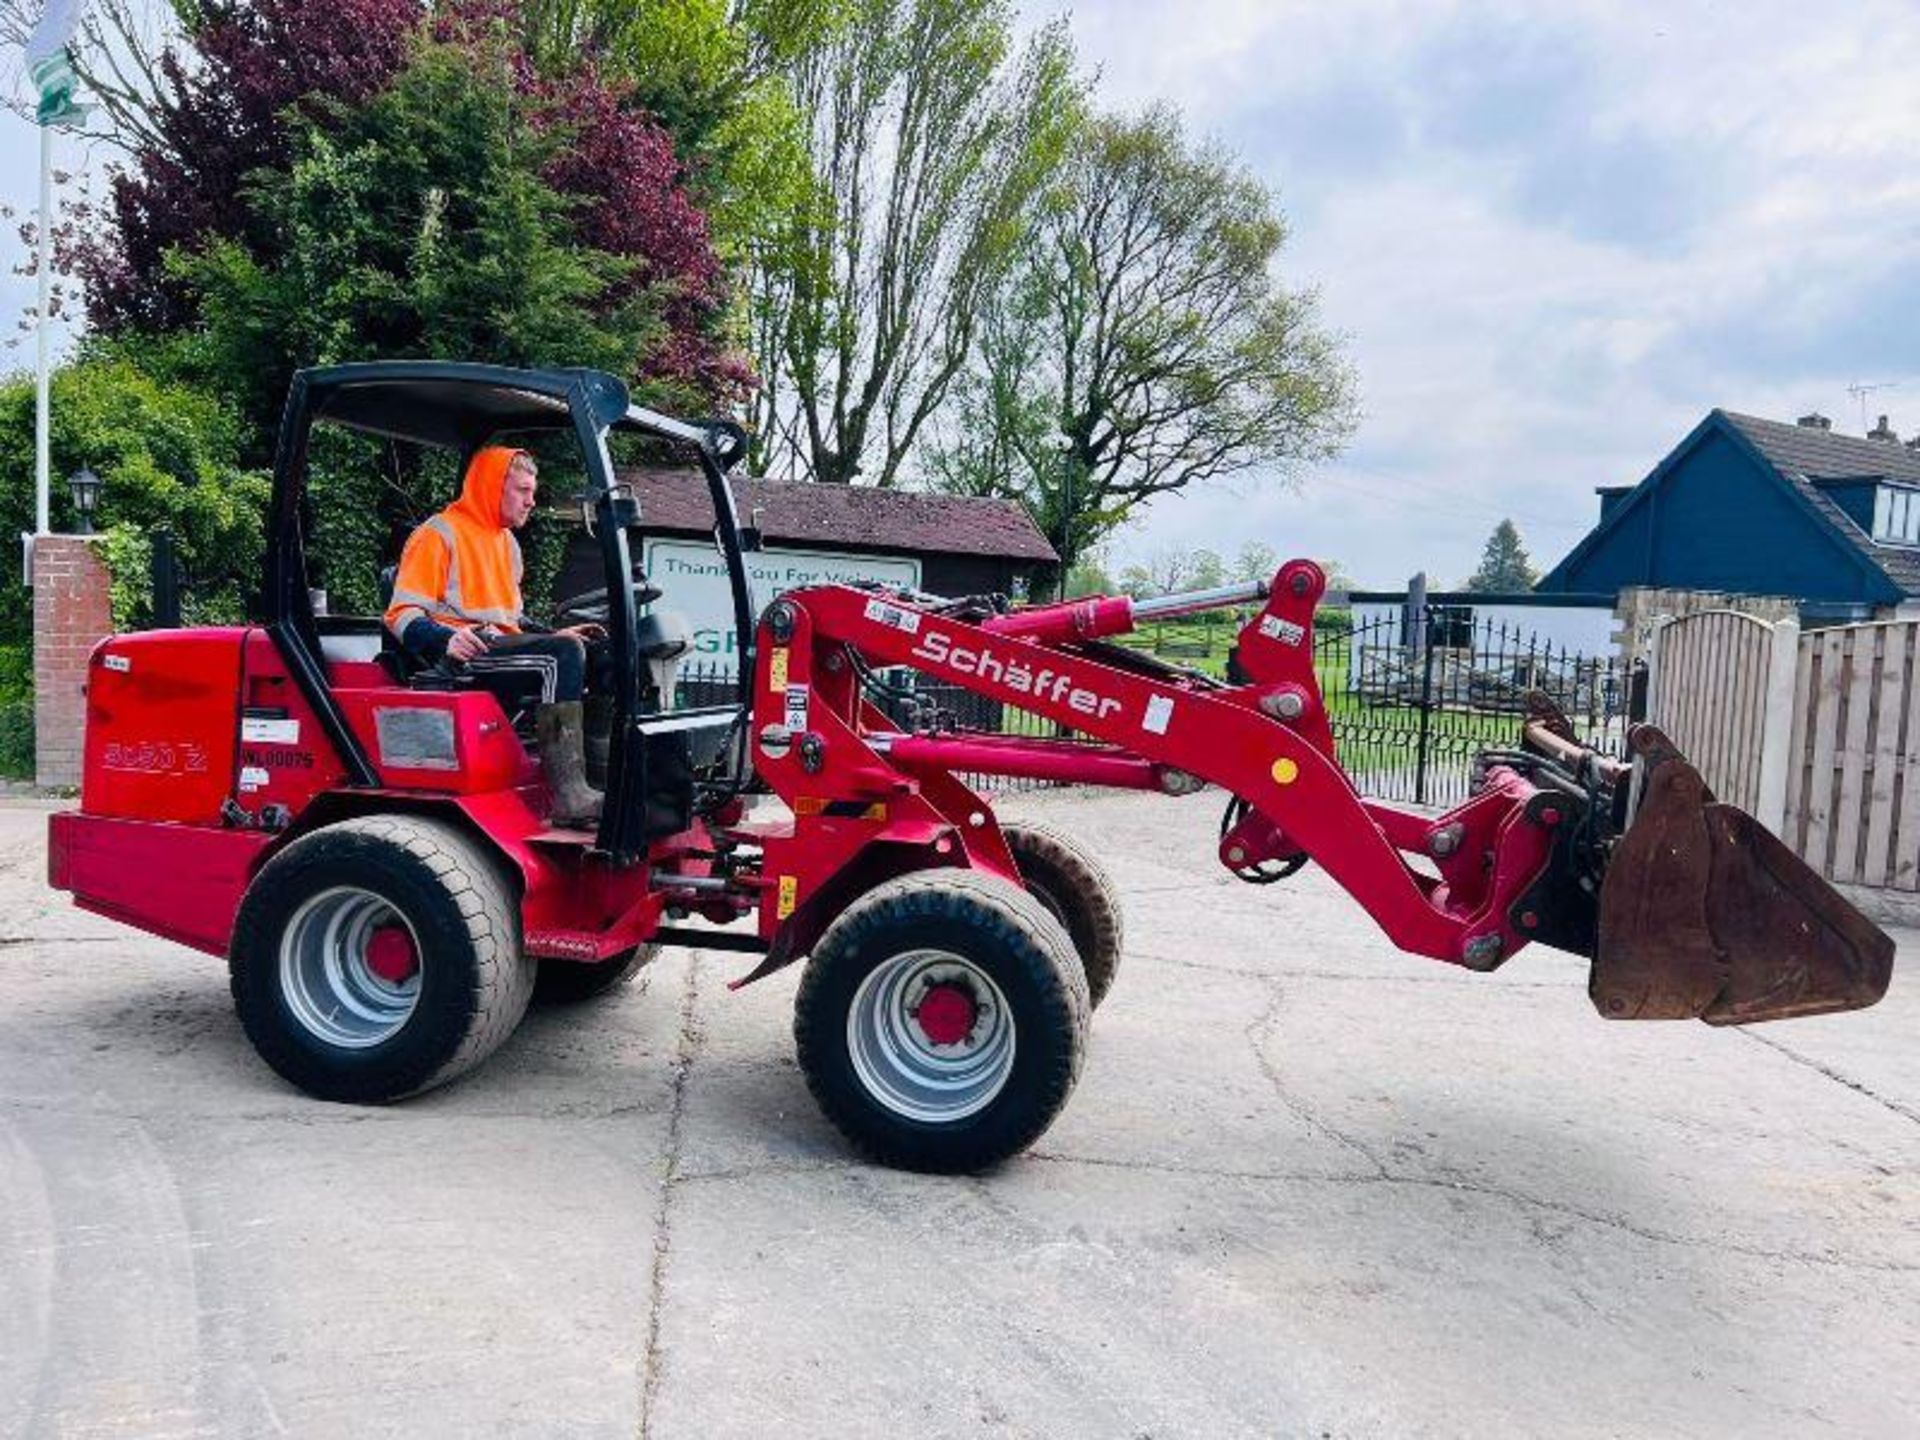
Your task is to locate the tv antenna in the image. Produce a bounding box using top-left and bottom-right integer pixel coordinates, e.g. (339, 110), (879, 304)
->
(1847, 380), (1901, 431)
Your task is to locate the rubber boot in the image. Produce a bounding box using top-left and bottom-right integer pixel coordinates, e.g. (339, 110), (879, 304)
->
(536, 700), (603, 828)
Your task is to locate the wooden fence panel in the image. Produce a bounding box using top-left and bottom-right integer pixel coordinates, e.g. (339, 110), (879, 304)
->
(1582, 609), (1920, 892)
(1892, 624), (1920, 892)
(1859, 626), (1903, 886)
(1783, 620), (1814, 856)
(1800, 628), (1847, 876)
(1784, 619), (1920, 892)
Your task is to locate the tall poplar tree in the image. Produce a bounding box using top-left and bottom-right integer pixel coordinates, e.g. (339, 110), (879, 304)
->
(928, 106), (1354, 574)
(749, 0), (1080, 486)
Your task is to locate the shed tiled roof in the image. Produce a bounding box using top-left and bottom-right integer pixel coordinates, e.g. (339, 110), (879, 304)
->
(1720, 411), (1920, 598)
(618, 467), (1057, 563)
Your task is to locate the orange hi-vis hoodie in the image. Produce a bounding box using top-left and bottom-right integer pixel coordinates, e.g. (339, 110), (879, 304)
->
(384, 446), (527, 646)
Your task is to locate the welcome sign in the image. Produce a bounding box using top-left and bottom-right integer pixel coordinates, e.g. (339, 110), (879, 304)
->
(641, 538), (922, 672)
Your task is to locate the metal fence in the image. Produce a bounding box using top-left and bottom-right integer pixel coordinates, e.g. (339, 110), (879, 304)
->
(1319, 605), (1637, 807)
(672, 605), (1637, 809)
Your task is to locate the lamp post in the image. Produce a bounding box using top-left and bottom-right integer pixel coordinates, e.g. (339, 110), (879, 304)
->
(1045, 432), (1074, 600)
(67, 466), (101, 535)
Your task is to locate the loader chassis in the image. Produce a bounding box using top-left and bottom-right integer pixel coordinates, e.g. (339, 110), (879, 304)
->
(48, 362), (1895, 1174)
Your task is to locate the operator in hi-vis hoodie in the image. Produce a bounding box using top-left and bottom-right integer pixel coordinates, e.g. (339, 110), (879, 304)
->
(385, 446), (605, 826)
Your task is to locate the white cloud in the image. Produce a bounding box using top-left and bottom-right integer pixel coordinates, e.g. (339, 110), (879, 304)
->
(1038, 0), (1920, 587)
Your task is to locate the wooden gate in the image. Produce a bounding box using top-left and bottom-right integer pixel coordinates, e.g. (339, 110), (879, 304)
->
(1646, 609), (1798, 823)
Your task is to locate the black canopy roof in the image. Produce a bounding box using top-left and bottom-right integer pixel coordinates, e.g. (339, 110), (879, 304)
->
(299, 361), (633, 451)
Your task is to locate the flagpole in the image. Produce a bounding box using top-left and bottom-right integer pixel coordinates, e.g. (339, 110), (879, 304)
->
(34, 119), (52, 538)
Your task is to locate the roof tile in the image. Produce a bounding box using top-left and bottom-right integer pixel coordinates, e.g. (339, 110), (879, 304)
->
(1721, 411), (1920, 597)
(618, 467), (1058, 563)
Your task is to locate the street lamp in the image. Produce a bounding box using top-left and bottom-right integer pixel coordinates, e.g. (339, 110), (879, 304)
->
(67, 465), (102, 535)
(1044, 432), (1073, 600)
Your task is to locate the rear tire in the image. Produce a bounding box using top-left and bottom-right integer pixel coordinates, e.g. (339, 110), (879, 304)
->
(1003, 822), (1124, 1008)
(230, 815), (532, 1103)
(794, 869), (1088, 1173)
(533, 943), (659, 1003)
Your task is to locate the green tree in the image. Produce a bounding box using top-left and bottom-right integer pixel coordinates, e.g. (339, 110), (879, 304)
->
(0, 351), (269, 642)
(160, 32), (730, 608)
(516, 0), (828, 263)
(1064, 549), (1113, 597)
(175, 35), (690, 431)
(930, 106), (1354, 568)
(1189, 548), (1225, 590)
(1464, 519), (1538, 593)
(1233, 539), (1277, 585)
(751, 0), (1080, 486)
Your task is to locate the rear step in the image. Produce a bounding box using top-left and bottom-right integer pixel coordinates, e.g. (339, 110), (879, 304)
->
(1590, 725), (1893, 1024)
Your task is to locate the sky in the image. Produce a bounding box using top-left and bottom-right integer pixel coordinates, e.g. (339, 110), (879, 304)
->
(1023, 0), (1920, 587)
(4, 1), (1919, 588)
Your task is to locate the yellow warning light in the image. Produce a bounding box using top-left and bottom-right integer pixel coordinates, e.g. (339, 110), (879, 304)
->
(1272, 757), (1300, 785)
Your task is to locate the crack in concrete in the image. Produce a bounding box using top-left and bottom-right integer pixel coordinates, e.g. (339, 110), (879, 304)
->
(1735, 1028), (1920, 1129)
(1027, 1148), (1379, 1187)
(673, 1156), (857, 1187)
(638, 957), (702, 1440)
(1122, 880), (1239, 898)
(1023, 1149), (1920, 1273)
(1245, 976), (1390, 1176)
(0, 934), (122, 946)
(1227, 974), (1920, 1275)
(1134, 949), (1576, 988)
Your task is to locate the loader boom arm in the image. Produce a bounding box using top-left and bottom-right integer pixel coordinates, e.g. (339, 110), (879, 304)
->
(749, 562), (1556, 973)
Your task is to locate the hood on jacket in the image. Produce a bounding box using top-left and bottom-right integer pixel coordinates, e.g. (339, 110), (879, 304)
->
(448, 446), (528, 530)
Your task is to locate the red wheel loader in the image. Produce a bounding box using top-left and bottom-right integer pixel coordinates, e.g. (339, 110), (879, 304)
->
(48, 364), (1895, 1173)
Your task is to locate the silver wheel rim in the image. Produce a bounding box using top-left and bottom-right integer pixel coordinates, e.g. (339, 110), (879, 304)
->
(278, 886), (422, 1049)
(847, 949), (1015, 1122)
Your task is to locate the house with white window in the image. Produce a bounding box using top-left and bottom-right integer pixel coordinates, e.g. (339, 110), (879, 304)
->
(1537, 410), (1920, 623)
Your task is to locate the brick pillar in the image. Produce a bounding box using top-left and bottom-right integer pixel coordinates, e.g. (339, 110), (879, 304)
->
(33, 535), (113, 789)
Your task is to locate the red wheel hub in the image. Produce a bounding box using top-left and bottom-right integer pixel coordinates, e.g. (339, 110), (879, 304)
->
(366, 925), (418, 984)
(915, 983), (976, 1047)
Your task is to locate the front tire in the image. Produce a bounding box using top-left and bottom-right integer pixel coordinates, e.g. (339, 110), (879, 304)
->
(230, 815), (532, 1103)
(794, 869), (1089, 1173)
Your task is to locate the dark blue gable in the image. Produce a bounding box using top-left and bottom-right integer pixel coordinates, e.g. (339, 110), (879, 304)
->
(1538, 414), (1902, 604)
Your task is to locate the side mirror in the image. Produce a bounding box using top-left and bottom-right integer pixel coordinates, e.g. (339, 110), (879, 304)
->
(739, 524), (764, 553)
(704, 420), (751, 472)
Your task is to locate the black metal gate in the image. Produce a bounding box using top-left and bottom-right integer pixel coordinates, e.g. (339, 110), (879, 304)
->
(1314, 605), (1636, 807)
(678, 605), (1635, 807)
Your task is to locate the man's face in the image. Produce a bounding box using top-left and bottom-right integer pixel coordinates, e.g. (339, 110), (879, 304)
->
(501, 459), (538, 529)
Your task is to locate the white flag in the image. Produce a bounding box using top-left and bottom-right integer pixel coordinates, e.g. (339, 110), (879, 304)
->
(24, 0), (86, 126)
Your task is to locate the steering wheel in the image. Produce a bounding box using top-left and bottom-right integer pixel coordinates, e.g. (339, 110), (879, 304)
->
(553, 576), (664, 626)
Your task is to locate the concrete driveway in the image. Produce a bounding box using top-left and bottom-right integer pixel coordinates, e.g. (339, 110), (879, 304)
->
(3, 789), (1916, 1438)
